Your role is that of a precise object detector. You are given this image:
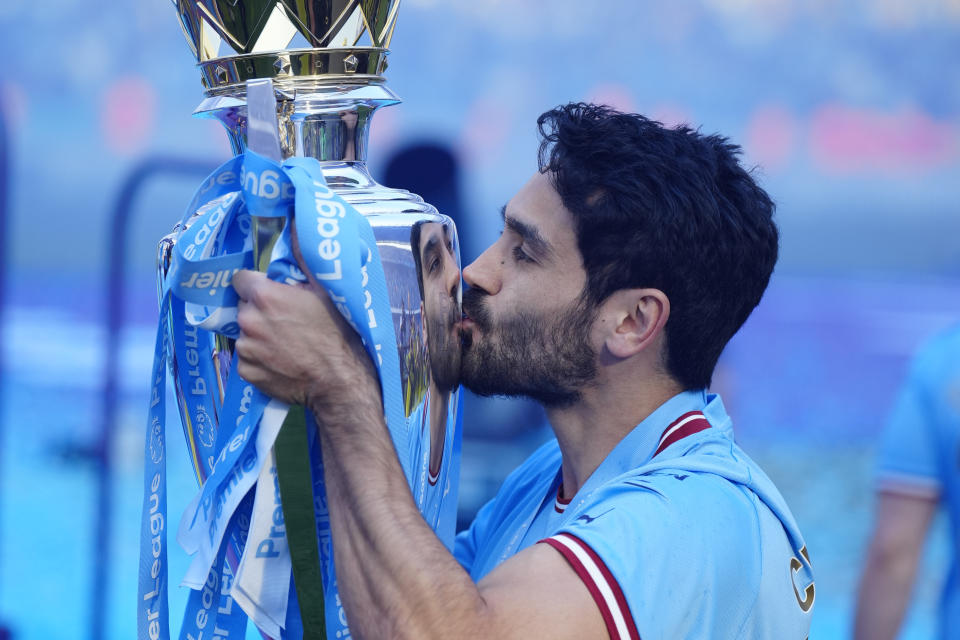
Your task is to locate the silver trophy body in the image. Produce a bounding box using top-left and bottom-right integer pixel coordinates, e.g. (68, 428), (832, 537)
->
(157, 1), (462, 634)
(160, 84), (464, 429)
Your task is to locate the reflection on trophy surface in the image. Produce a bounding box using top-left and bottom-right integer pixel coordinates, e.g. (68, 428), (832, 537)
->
(408, 220), (462, 532)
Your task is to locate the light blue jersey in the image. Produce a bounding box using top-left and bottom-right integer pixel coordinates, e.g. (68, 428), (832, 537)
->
(455, 390), (814, 639)
(409, 388), (463, 550)
(876, 324), (960, 638)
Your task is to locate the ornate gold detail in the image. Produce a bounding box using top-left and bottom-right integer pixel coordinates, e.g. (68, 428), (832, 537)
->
(173, 0), (400, 63)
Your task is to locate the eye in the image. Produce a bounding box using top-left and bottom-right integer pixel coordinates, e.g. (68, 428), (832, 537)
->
(429, 256), (441, 273)
(512, 245), (534, 263)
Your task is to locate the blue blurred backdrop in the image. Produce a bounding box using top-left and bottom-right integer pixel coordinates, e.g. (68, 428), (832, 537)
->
(1, 1), (959, 638)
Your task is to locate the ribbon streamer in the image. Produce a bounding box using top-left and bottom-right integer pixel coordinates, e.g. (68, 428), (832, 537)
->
(139, 149), (412, 639)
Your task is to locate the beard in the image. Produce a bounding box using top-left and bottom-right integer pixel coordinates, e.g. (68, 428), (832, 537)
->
(460, 287), (598, 408)
(425, 300), (462, 395)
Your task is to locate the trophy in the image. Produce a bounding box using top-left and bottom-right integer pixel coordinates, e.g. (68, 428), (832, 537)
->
(143, 2), (463, 638)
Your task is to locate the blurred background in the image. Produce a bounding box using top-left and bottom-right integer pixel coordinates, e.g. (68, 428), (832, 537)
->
(1, 0), (960, 638)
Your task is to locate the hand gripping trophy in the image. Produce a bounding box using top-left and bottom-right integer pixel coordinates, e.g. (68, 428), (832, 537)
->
(138, 2), (463, 638)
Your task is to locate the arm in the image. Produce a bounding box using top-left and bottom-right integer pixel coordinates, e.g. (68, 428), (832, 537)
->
(853, 490), (938, 640)
(232, 271), (608, 640)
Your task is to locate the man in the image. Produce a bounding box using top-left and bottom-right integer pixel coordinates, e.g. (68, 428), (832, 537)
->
(855, 324), (960, 640)
(408, 219), (462, 543)
(232, 103), (814, 639)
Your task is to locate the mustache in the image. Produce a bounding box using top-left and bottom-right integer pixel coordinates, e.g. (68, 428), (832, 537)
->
(462, 287), (492, 331)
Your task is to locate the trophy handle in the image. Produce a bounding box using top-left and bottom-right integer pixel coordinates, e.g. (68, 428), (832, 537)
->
(246, 79), (288, 271)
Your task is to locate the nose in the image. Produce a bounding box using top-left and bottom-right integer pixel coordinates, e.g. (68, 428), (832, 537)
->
(443, 249), (460, 298)
(462, 243), (501, 295)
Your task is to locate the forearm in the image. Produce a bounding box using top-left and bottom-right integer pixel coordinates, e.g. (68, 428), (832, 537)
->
(853, 539), (924, 640)
(853, 491), (938, 640)
(230, 270), (494, 637)
(310, 394), (486, 640)
(853, 561), (914, 640)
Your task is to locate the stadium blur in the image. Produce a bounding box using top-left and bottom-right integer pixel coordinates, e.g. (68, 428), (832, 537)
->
(1, 1), (959, 638)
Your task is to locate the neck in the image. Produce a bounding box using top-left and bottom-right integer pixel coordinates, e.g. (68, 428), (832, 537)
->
(427, 381), (450, 477)
(547, 374), (682, 499)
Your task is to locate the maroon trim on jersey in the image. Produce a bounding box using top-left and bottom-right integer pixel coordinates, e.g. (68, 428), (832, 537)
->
(540, 533), (640, 640)
(653, 411), (711, 458)
(422, 388), (442, 486)
(555, 484), (573, 513)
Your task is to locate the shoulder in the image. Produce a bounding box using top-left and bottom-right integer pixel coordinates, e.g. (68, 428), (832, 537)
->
(874, 325), (960, 491)
(585, 433), (765, 550)
(544, 436), (811, 638)
(559, 465), (764, 598)
(546, 474), (765, 639)
(566, 462), (762, 561)
(908, 323), (960, 386)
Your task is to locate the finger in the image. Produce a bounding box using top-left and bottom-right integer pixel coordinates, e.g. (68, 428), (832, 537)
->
(231, 269), (267, 301)
(235, 297), (263, 337)
(235, 355), (262, 388)
(233, 336), (266, 374)
(233, 332), (251, 359)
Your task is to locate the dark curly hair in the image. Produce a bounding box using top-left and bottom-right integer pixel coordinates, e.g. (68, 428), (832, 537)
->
(537, 103), (778, 390)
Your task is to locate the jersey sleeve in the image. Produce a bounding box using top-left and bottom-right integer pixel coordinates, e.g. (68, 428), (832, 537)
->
(540, 532), (640, 640)
(876, 343), (946, 498)
(539, 474), (769, 640)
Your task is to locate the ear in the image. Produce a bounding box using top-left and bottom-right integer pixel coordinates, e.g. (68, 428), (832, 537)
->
(602, 288), (670, 359)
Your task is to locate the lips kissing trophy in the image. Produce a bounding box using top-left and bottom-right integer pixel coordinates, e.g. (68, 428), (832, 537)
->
(139, 2), (463, 638)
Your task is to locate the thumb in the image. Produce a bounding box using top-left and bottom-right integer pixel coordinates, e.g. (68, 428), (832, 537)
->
(231, 269), (267, 301)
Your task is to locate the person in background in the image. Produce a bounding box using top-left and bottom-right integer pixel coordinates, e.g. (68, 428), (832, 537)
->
(855, 324), (960, 640)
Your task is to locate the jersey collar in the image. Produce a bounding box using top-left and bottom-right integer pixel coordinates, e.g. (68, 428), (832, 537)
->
(653, 410), (712, 457)
(565, 389), (716, 511)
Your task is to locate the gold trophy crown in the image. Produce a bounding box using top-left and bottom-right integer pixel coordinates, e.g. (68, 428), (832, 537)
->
(172, 0), (400, 95)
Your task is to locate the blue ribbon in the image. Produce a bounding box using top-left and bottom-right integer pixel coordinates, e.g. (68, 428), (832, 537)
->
(138, 295), (171, 640)
(140, 149), (412, 639)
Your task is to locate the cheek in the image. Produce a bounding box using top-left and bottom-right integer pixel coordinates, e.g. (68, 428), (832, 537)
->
(429, 292), (445, 314)
(590, 321), (608, 353)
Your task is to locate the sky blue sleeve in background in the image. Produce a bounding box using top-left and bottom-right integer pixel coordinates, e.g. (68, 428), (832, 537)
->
(875, 326), (960, 496)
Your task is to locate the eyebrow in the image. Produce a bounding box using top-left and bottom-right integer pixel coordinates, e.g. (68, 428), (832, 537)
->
(500, 205), (552, 259)
(422, 233), (442, 264)
(420, 234), (448, 268)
